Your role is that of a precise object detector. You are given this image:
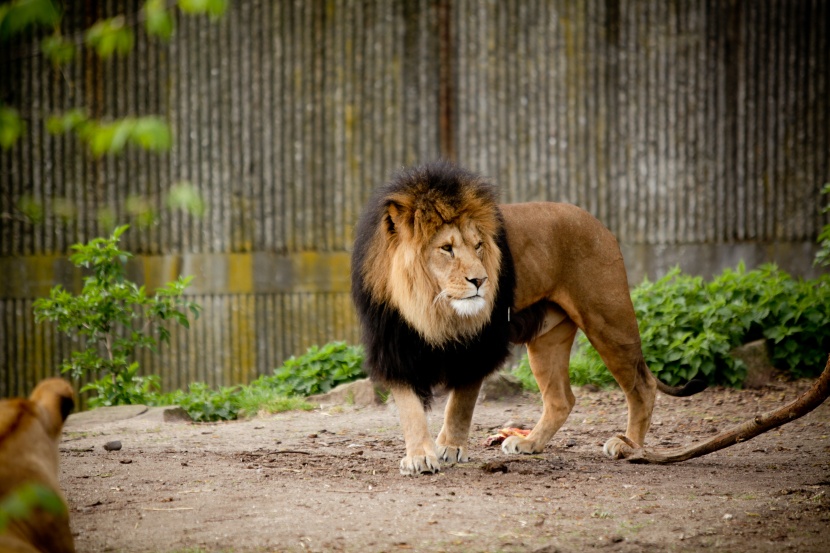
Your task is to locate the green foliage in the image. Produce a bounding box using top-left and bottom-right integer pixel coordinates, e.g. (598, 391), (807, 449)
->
(0, 0), (225, 154)
(234, 386), (314, 418)
(257, 342), (366, 397)
(0, 105), (24, 149)
(0, 482), (65, 532)
(634, 264), (830, 384)
(167, 181), (207, 217)
(143, 0), (175, 40)
(162, 383), (242, 423)
(510, 354), (538, 393)
(178, 0), (229, 20)
(46, 110), (172, 157)
(0, 0), (59, 40)
(815, 183), (830, 268)
(109, 340), (359, 422)
(569, 333), (617, 388)
(152, 380), (315, 423)
(33, 225), (200, 406)
(40, 32), (74, 65)
(82, 363), (161, 409)
(84, 16), (134, 58)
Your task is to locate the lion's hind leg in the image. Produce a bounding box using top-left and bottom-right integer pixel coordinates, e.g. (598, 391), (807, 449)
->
(502, 313), (577, 455)
(436, 380), (483, 464)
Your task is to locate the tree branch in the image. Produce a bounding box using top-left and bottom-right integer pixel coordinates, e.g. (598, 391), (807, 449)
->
(616, 354), (830, 464)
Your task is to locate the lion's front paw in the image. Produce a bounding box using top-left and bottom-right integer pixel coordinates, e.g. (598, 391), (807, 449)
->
(603, 435), (636, 459)
(437, 444), (468, 464)
(399, 454), (440, 476)
(501, 435), (542, 455)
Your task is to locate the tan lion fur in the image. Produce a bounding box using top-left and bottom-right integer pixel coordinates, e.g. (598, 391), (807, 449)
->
(0, 378), (76, 553)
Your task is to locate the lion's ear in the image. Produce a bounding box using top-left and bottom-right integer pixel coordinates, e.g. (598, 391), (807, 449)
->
(29, 378), (75, 439)
(386, 201), (411, 238)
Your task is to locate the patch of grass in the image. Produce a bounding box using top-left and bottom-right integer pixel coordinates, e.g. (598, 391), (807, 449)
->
(509, 332), (618, 392)
(235, 386), (313, 416)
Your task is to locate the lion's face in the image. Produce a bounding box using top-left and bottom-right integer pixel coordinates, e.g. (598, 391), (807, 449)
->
(424, 222), (491, 318)
(358, 165), (504, 346)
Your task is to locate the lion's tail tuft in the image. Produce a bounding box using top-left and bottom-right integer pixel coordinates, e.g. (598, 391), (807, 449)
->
(656, 378), (708, 398)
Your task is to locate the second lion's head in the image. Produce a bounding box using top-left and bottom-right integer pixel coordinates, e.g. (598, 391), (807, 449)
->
(355, 162), (504, 346)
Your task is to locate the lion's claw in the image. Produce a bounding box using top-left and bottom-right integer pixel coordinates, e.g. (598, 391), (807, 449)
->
(437, 444), (468, 464)
(501, 435), (541, 455)
(399, 455), (440, 476)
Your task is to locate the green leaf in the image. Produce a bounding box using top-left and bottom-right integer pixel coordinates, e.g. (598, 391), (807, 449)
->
(46, 109), (89, 135)
(84, 16), (135, 58)
(144, 0), (175, 40)
(166, 181), (206, 217)
(178, 0), (229, 20)
(41, 33), (75, 65)
(0, 106), (25, 149)
(0, 0), (60, 40)
(131, 117), (171, 151)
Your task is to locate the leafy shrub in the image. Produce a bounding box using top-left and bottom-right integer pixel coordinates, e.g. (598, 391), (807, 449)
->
(161, 383), (242, 423)
(512, 264), (830, 389)
(33, 225), (200, 406)
(815, 183), (830, 268)
(146, 341), (363, 421)
(635, 264), (830, 384)
(82, 363), (161, 409)
(255, 341), (365, 397)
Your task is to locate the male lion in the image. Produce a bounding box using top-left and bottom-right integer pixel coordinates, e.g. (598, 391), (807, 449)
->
(0, 378), (76, 553)
(351, 161), (704, 476)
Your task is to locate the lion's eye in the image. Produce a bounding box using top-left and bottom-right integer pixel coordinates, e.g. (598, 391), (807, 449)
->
(475, 242), (483, 250)
(440, 244), (453, 254)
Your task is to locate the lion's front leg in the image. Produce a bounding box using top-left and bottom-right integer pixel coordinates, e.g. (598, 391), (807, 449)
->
(390, 385), (440, 476)
(436, 379), (483, 464)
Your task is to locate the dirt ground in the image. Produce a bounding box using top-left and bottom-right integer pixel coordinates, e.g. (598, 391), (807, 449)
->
(59, 380), (830, 553)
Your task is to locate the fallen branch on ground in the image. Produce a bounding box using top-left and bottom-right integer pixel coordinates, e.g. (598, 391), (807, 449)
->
(616, 354), (830, 464)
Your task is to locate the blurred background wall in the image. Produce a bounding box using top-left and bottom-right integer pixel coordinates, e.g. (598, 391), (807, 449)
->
(2, 0), (828, 400)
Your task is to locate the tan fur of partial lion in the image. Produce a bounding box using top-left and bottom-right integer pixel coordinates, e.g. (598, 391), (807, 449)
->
(0, 378), (76, 553)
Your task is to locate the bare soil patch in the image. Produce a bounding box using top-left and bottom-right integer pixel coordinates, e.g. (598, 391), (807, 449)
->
(60, 382), (830, 552)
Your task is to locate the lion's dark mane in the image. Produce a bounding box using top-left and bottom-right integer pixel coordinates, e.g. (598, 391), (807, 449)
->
(351, 162), (516, 407)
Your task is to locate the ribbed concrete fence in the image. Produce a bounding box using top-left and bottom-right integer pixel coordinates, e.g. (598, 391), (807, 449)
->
(1, 0), (828, 402)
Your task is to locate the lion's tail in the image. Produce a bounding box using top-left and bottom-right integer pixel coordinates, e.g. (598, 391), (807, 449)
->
(656, 378), (708, 397)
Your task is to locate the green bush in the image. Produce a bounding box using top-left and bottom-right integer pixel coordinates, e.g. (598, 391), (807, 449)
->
(635, 264), (830, 384)
(255, 341), (365, 397)
(815, 183), (830, 268)
(33, 225), (200, 406)
(161, 383), (242, 423)
(512, 264), (830, 389)
(147, 341), (364, 421)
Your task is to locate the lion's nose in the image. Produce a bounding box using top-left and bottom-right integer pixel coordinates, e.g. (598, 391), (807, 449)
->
(467, 277), (487, 290)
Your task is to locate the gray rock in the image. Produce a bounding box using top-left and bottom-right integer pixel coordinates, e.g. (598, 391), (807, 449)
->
(479, 372), (524, 400)
(162, 406), (192, 423)
(307, 378), (386, 407)
(730, 339), (776, 388)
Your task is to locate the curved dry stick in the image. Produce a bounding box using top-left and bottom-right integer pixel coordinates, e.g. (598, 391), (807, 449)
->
(616, 354), (830, 464)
